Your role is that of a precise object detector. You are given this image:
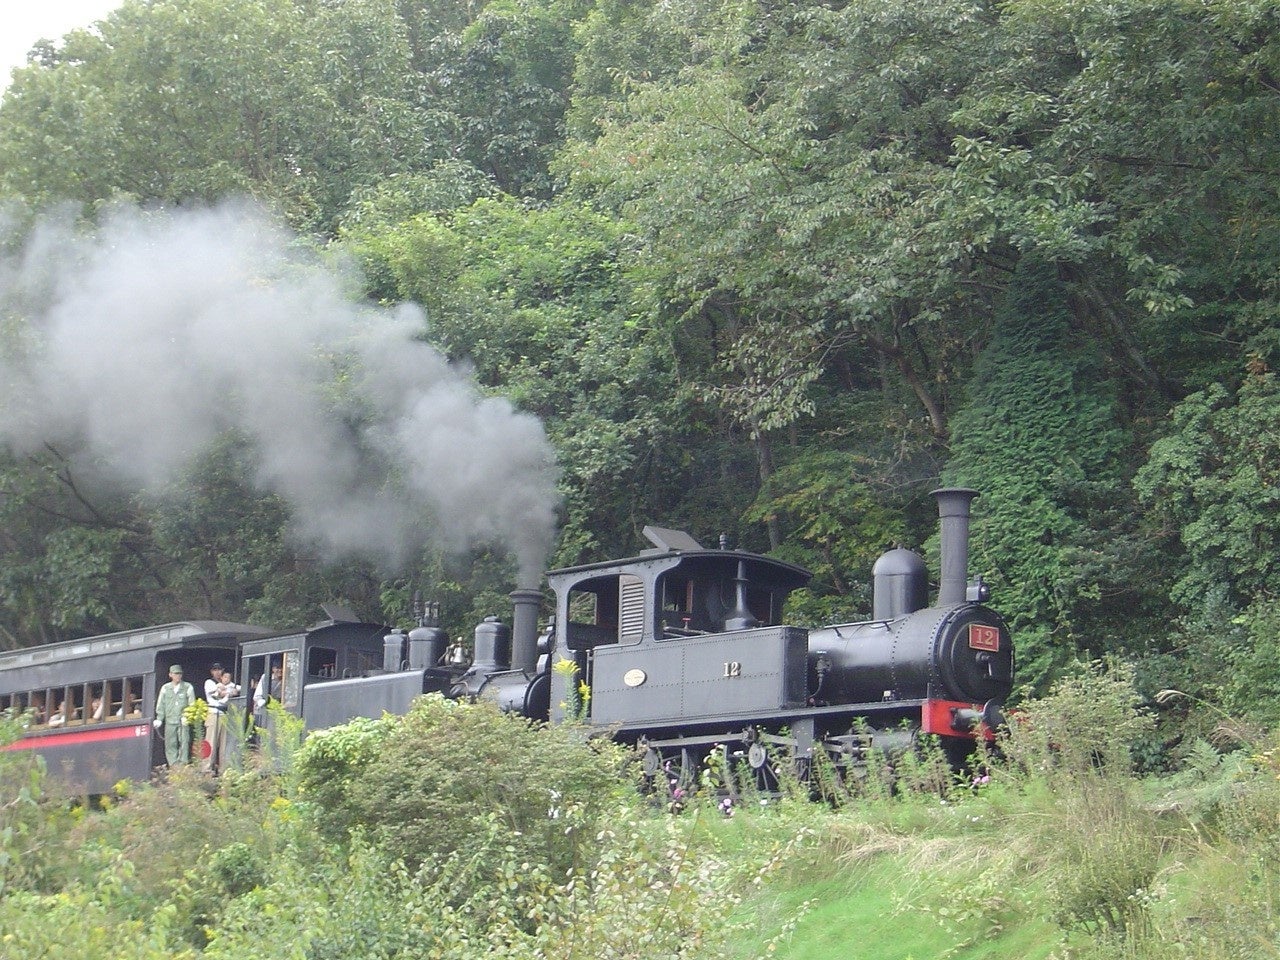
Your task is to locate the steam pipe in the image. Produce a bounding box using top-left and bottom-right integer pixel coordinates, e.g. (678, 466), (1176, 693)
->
(509, 587), (543, 674)
(932, 488), (979, 606)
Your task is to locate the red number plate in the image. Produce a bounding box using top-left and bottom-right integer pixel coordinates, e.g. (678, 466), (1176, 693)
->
(969, 624), (1000, 651)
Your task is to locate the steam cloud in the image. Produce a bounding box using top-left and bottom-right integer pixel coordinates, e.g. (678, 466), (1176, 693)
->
(0, 201), (560, 583)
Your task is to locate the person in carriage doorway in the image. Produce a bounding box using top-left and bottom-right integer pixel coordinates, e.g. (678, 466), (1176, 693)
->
(154, 664), (196, 766)
(253, 663), (282, 728)
(202, 663), (236, 773)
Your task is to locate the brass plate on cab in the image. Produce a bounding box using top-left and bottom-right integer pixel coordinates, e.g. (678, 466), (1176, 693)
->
(623, 668), (647, 688)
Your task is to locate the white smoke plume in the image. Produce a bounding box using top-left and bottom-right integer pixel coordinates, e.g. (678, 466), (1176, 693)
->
(0, 201), (560, 584)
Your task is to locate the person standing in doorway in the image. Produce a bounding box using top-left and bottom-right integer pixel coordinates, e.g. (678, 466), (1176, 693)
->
(202, 663), (228, 773)
(154, 664), (196, 766)
(253, 663), (283, 728)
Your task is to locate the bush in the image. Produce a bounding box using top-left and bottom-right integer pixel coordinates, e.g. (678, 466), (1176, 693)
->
(292, 696), (626, 887)
(0, 874), (196, 960)
(996, 660), (1164, 944)
(202, 797), (808, 960)
(0, 710), (77, 897)
(65, 762), (285, 909)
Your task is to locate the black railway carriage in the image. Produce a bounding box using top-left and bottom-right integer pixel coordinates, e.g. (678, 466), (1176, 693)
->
(0, 621), (270, 794)
(232, 608), (461, 734)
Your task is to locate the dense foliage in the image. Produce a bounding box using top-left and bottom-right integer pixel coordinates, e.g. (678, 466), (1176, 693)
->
(3, 663), (1280, 958)
(0, 0), (1279, 728)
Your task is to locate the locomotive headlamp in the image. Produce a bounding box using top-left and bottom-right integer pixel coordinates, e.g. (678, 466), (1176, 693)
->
(966, 576), (990, 603)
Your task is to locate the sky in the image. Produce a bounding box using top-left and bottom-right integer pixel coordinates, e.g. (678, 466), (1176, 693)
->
(1, 1), (123, 88)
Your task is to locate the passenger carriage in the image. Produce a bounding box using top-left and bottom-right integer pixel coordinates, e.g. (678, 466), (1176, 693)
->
(0, 621), (270, 793)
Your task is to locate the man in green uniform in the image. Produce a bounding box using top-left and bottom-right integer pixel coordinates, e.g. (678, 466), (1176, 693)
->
(154, 664), (196, 766)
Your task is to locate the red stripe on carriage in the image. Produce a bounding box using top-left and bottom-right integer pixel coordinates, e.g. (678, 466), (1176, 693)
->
(2, 723), (152, 750)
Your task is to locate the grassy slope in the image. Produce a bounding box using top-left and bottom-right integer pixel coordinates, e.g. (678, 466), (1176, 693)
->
(682, 794), (1067, 960)
(725, 849), (1062, 960)
(703, 761), (1280, 960)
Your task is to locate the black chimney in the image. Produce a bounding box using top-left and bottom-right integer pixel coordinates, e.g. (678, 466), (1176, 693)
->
(509, 587), (543, 674)
(931, 488), (979, 607)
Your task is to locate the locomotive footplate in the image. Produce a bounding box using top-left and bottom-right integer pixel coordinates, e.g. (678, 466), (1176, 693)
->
(611, 696), (998, 745)
(611, 697), (930, 741)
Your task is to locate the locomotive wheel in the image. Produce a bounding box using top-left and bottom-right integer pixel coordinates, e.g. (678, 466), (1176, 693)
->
(677, 747), (700, 791)
(641, 746), (662, 777)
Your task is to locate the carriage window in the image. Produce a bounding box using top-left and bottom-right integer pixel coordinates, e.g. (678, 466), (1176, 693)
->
(106, 679), (123, 720)
(565, 574), (646, 648)
(121, 678), (143, 719)
(566, 579), (620, 650)
(86, 685), (105, 724)
(308, 647), (337, 678)
(568, 590), (604, 626)
(49, 688), (71, 727)
(659, 576), (703, 637)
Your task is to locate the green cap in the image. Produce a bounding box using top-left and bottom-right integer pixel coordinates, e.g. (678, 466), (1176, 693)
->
(169, 664), (183, 674)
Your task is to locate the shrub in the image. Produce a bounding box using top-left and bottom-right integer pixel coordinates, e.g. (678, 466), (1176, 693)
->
(0, 713), (44, 892)
(0, 870), (196, 960)
(65, 761), (285, 909)
(292, 695), (626, 886)
(995, 660), (1164, 944)
(202, 797), (809, 960)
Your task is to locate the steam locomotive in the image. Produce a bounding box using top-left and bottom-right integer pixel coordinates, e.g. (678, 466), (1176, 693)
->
(0, 488), (1012, 794)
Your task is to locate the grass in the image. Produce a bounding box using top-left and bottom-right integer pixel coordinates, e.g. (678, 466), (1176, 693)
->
(712, 803), (1065, 960)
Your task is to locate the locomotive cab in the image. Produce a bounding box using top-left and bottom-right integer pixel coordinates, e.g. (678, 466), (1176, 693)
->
(545, 530), (811, 727)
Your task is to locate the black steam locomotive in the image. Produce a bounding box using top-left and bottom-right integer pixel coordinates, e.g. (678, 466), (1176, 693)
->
(1, 488), (1012, 794)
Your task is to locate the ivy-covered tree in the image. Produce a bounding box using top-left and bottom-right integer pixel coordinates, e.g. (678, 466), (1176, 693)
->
(943, 261), (1158, 695)
(946, 0), (1280, 397)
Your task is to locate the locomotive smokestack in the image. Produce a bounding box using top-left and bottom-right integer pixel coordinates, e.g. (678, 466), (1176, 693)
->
(932, 488), (979, 607)
(509, 587), (543, 674)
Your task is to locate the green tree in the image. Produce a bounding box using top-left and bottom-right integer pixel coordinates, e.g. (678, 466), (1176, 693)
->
(0, 449), (155, 641)
(420, 0), (583, 197)
(1135, 367), (1280, 720)
(562, 0), (1008, 442)
(744, 448), (911, 624)
(0, 0), (429, 232)
(342, 193), (710, 565)
(946, 0), (1280, 396)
